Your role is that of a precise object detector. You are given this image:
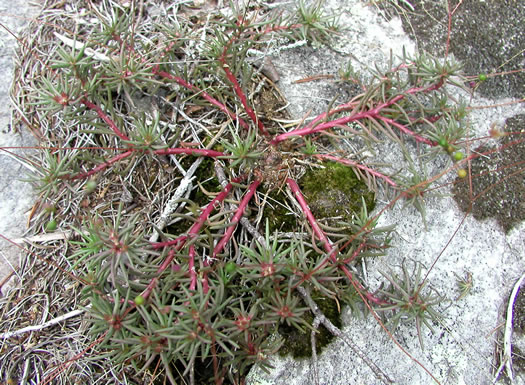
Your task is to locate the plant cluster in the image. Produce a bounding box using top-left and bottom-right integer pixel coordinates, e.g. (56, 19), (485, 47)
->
(1, 0), (483, 384)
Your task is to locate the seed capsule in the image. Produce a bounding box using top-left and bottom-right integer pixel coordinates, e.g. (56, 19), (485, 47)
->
(457, 169), (467, 178)
(85, 179), (97, 193)
(46, 219), (57, 231)
(225, 261), (236, 273)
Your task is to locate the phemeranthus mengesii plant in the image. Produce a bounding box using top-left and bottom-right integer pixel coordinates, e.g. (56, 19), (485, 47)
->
(6, 1), (475, 384)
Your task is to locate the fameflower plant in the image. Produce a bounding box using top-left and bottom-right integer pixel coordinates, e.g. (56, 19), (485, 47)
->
(5, 0), (476, 384)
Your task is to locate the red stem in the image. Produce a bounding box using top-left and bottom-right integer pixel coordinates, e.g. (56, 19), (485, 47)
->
(145, 177), (242, 297)
(69, 150), (134, 179)
(286, 178), (337, 261)
(271, 109), (381, 145)
(342, 240), (367, 264)
(152, 67), (249, 129)
(286, 178), (387, 305)
(211, 179), (261, 260)
(377, 116), (434, 146)
(188, 176), (242, 239)
(270, 80), (445, 146)
(219, 48), (268, 136)
(69, 147), (223, 180)
(316, 154), (398, 187)
(188, 245), (197, 291)
(261, 23), (303, 34)
(154, 148), (225, 157)
(142, 247), (177, 299)
(82, 99), (130, 141)
(300, 99), (360, 132)
(151, 235), (187, 250)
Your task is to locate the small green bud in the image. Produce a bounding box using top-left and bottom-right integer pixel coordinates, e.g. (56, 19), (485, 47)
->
(225, 261), (236, 273)
(438, 138), (448, 147)
(45, 219), (57, 231)
(457, 169), (467, 178)
(85, 179), (97, 193)
(453, 151), (464, 161)
(134, 295), (145, 306)
(478, 73), (487, 82)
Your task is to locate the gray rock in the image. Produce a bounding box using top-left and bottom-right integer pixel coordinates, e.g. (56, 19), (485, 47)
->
(0, 1), (39, 294)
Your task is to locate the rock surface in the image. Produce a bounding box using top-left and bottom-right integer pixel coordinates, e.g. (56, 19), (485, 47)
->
(0, 1), (38, 294)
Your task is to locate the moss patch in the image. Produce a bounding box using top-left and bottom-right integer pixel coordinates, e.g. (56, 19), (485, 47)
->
(452, 115), (525, 233)
(262, 162), (375, 233)
(299, 162), (375, 223)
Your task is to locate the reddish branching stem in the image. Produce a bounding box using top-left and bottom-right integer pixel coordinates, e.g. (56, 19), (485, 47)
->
(286, 178), (337, 262)
(151, 235), (187, 250)
(72, 96), (226, 181)
(261, 23), (303, 34)
(82, 99), (130, 141)
(152, 66), (249, 130)
(145, 177), (243, 297)
(286, 178), (387, 305)
(188, 245), (197, 291)
(68, 147), (224, 180)
(154, 148), (225, 158)
(187, 177), (242, 240)
(341, 240), (367, 264)
(186, 176), (244, 293)
(271, 109), (382, 145)
(316, 154), (397, 187)
(218, 48), (268, 136)
(377, 116), (434, 146)
(270, 80), (445, 146)
(299, 98), (362, 133)
(211, 179), (261, 260)
(69, 150), (134, 179)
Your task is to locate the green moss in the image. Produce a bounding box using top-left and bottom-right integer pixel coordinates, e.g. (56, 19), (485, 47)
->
(263, 161), (375, 234)
(299, 162), (375, 223)
(278, 293), (342, 359)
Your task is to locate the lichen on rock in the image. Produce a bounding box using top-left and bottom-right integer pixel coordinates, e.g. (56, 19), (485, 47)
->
(452, 114), (525, 233)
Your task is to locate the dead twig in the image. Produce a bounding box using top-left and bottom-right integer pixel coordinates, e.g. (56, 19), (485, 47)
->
(493, 272), (525, 384)
(297, 285), (394, 385)
(0, 308), (85, 339)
